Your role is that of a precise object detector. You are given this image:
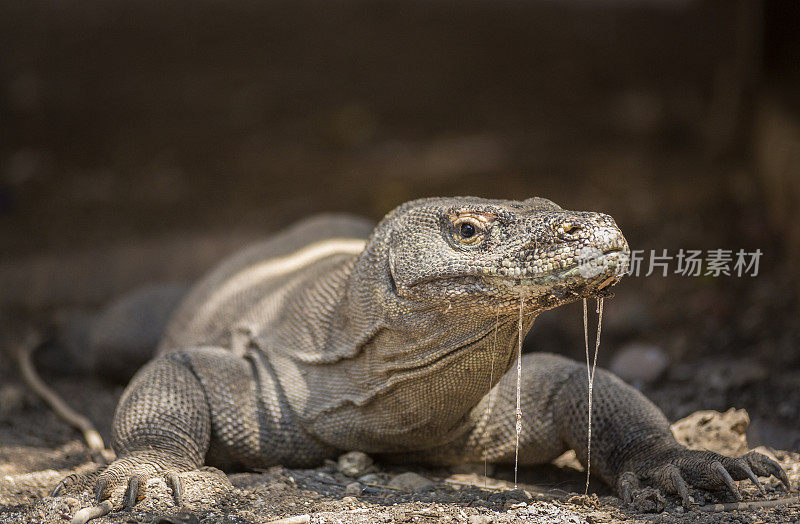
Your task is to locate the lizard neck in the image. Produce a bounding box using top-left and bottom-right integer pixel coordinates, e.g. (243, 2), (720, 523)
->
(348, 220), (541, 372)
(273, 227), (542, 451)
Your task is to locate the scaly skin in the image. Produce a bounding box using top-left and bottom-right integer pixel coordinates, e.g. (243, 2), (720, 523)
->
(54, 197), (790, 520)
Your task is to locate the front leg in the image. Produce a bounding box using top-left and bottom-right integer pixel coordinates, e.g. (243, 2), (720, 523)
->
(95, 351), (212, 509)
(406, 353), (788, 507)
(545, 355), (790, 506)
(54, 347), (337, 520)
(52, 350), (212, 522)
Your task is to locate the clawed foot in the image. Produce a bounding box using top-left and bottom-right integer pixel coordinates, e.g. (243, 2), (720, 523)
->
(617, 449), (791, 510)
(51, 451), (230, 524)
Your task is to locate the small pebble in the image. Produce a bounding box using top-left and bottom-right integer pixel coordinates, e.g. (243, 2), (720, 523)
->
(503, 500), (527, 511)
(344, 482), (362, 497)
(268, 481), (290, 492)
(357, 473), (382, 484)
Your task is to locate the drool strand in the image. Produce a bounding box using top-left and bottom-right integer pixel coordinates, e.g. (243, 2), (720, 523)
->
(514, 292), (525, 489)
(583, 297), (604, 495)
(483, 304), (501, 487)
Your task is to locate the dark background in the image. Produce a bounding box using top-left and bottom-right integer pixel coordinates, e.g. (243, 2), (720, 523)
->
(1, 0), (799, 449)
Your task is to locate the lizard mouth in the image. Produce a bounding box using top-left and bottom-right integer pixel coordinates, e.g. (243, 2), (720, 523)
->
(398, 246), (629, 306)
(593, 248), (629, 291)
(596, 275), (617, 291)
(487, 248), (629, 301)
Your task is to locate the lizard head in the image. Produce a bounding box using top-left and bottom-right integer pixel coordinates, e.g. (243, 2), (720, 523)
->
(385, 196), (630, 313)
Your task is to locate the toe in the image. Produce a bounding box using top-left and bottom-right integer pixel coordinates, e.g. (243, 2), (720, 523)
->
(93, 477), (109, 504)
(672, 455), (743, 500)
(743, 451), (791, 489)
(122, 474), (144, 511)
(723, 457), (766, 496)
(51, 473), (80, 497)
(616, 471), (640, 504)
(654, 464), (692, 508)
(63, 451), (201, 523)
(710, 461), (741, 501)
(165, 472), (183, 506)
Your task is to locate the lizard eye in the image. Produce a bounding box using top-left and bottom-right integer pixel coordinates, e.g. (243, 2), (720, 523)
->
(453, 216), (485, 245)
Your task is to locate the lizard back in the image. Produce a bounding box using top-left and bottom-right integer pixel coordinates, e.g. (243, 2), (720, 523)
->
(158, 214), (374, 356)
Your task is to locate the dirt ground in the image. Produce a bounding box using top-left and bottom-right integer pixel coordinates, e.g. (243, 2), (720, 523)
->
(0, 373), (799, 524)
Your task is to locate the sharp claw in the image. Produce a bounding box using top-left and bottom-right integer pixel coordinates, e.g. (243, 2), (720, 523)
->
(93, 477), (108, 504)
(70, 500), (112, 524)
(621, 484), (632, 504)
(122, 474), (142, 512)
(724, 458), (767, 497)
(674, 474), (692, 509)
(165, 472), (183, 506)
(667, 466), (692, 509)
(777, 467), (791, 490)
(51, 474), (77, 497)
(744, 465), (767, 496)
(618, 482), (631, 504)
(712, 462), (740, 501)
(762, 456), (792, 490)
(746, 451), (791, 490)
(50, 483), (64, 498)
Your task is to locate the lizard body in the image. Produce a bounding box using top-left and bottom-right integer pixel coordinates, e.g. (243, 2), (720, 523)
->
(57, 197), (789, 518)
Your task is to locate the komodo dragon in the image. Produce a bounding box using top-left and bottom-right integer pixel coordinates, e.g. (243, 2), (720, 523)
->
(55, 196), (790, 520)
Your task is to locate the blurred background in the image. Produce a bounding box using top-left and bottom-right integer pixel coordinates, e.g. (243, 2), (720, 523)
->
(1, 0), (798, 450)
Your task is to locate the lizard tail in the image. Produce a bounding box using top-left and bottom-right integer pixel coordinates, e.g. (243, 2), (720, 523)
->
(14, 330), (106, 454)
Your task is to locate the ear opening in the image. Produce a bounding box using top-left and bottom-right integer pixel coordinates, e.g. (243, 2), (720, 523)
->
(387, 246), (400, 295)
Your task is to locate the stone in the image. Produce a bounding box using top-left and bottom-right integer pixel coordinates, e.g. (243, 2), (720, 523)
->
(344, 482), (362, 497)
(337, 451), (373, 478)
(609, 343), (669, 385)
(357, 473), (382, 484)
(268, 481), (290, 492)
(670, 408), (750, 457)
(552, 449), (583, 471)
(265, 516), (310, 524)
(386, 472), (435, 492)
